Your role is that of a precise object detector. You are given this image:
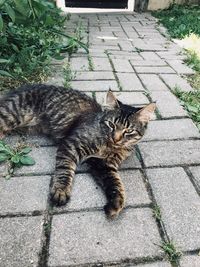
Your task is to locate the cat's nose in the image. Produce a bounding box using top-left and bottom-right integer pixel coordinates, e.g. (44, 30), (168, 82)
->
(113, 131), (123, 143)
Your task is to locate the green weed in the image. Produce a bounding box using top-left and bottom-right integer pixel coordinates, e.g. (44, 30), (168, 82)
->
(152, 205), (162, 221)
(174, 87), (200, 130)
(0, 0), (88, 91)
(160, 240), (182, 264)
(63, 62), (76, 89)
(0, 140), (35, 179)
(152, 4), (200, 39)
(88, 55), (94, 71)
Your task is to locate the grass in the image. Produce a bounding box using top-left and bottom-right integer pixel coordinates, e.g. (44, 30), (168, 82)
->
(63, 62), (76, 89)
(153, 4), (200, 129)
(152, 205), (162, 221)
(174, 86), (200, 130)
(160, 241), (182, 264)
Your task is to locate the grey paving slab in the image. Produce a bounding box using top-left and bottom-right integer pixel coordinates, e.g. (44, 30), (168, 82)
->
(130, 60), (167, 67)
(139, 74), (169, 91)
(0, 216), (43, 267)
(71, 80), (118, 91)
(14, 146), (57, 176)
(139, 140), (200, 167)
(159, 74), (193, 92)
(4, 134), (53, 146)
(112, 59), (135, 72)
(116, 73), (145, 91)
(140, 52), (162, 61)
(143, 119), (200, 141)
(166, 60), (194, 74)
(135, 66), (176, 74)
(180, 255), (200, 267)
(70, 57), (89, 71)
(0, 176), (50, 215)
(54, 170), (150, 212)
(96, 91), (149, 105)
(150, 91), (187, 118)
(48, 208), (162, 266)
(92, 57), (113, 71)
(147, 167), (200, 251)
(129, 261), (171, 267)
(74, 71), (115, 80)
(189, 166), (200, 193)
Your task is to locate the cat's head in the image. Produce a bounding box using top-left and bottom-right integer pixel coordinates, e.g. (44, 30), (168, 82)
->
(101, 90), (156, 148)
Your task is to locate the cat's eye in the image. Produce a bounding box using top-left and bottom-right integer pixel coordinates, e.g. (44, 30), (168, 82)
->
(105, 120), (115, 130)
(125, 129), (137, 135)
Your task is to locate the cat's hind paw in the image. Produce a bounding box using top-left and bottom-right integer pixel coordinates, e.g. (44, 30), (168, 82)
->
(50, 186), (70, 206)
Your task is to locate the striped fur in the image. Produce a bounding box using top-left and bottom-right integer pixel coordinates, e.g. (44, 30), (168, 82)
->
(0, 84), (155, 218)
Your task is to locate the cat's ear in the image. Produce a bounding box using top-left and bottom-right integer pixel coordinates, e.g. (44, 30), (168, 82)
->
(106, 90), (119, 108)
(136, 103), (156, 123)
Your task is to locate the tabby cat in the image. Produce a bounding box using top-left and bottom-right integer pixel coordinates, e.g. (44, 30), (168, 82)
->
(0, 84), (155, 218)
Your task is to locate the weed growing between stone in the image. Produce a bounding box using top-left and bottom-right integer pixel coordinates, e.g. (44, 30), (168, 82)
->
(63, 62), (77, 89)
(174, 87), (200, 130)
(160, 241), (182, 265)
(0, 140), (35, 179)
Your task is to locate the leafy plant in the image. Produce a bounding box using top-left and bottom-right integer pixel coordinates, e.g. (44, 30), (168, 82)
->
(0, 140), (35, 178)
(153, 4), (200, 39)
(0, 0), (88, 90)
(160, 240), (182, 264)
(152, 205), (162, 221)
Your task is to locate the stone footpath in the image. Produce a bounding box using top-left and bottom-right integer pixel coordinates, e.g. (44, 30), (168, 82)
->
(1, 12), (200, 267)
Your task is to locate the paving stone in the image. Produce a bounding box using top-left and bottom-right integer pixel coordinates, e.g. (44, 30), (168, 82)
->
(130, 60), (167, 66)
(14, 146), (57, 175)
(0, 176), (50, 215)
(92, 57), (113, 71)
(139, 74), (168, 91)
(4, 134), (53, 146)
(160, 74), (193, 92)
(118, 40), (134, 51)
(166, 60), (194, 74)
(96, 91), (149, 105)
(129, 261), (171, 267)
(140, 52), (162, 61)
(147, 167), (200, 251)
(143, 119), (200, 141)
(180, 255), (200, 267)
(74, 71), (115, 80)
(139, 140), (200, 167)
(0, 216), (43, 267)
(116, 73), (145, 91)
(112, 59), (134, 72)
(71, 80), (118, 91)
(70, 57), (89, 71)
(135, 66), (175, 74)
(189, 166), (200, 193)
(150, 91), (187, 118)
(48, 208), (162, 266)
(54, 170), (150, 212)
(45, 70), (64, 86)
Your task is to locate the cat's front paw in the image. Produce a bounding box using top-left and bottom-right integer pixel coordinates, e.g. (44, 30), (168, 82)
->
(104, 195), (125, 219)
(50, 185), (71, 206)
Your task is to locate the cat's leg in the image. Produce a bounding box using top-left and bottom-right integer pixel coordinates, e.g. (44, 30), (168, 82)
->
(87, 158), (125, 218)
(50, 142), (78, 206)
